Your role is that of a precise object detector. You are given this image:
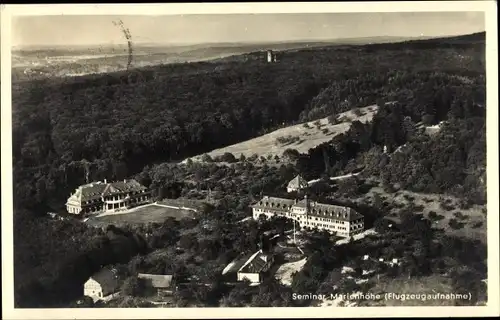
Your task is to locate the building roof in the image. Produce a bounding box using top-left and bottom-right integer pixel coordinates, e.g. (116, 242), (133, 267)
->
(238, 250), (271, 274)
(137, 273), (173, 288)
(222, 253), (255, 275)
(67, 179), (147, 205)
(293, 198), (363, 221)
(307, 202), (363, 221)
(250, 196), (295, 212)
(287, 175), (309, 190)
(88, 268), (121, 296)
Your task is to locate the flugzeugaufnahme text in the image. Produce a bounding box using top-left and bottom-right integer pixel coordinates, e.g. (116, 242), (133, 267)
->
(292, 292), (472, 301)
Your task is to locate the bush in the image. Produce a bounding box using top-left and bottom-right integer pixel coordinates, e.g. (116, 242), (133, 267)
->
(440, 202), (455, 211)
(472, 221), (483, 228)
(303, 123), (311, 129)
(122, 276), (146, 297)
(421, 114), (435, 125)
(353, 108), (363, 116)
(453, 211), (468, 220)
(448, 218), (465, 230)
(219, 152), (237, 163)
(327, 114), (339, 125)
(275, 135), (300, 145)
(422, 197), (433, 203)
(201, 154), (213, 162)
(458, 199), (473, 210)
(428, 211), (438, 220)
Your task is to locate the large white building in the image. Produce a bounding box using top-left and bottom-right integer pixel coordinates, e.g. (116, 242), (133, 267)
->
(66, 179), (150, 216)
(251, 195), (364, 238)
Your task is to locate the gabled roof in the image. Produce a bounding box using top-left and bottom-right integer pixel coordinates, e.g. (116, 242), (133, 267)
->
(287, 175), (309, 189)
(88, 268), (121, 296)
(102, 179), (146, 197)
(238, 251), (271, 274)
(222, 253), (255, 275)
(137, 273), (173, 288)
(306, 202), (363, 221)
(250, 196), (295, 212)
(67, 179), (147, 204)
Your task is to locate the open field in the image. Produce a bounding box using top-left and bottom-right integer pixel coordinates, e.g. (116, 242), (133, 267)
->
(275, 258), (307, 286)
(85, 204), (195, 227)
(185, 105), (378, 163)
(352, 182), (487, 242)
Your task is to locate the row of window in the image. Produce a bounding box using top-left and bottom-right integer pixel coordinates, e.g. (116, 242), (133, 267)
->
(69, 197), (149, 214)
(302, 221), (348, 230)
(82, 191), (147, 205)
(313, 217), (347, 224)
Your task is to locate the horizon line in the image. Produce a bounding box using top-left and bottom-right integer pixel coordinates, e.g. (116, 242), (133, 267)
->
(11, 31), (485, 50)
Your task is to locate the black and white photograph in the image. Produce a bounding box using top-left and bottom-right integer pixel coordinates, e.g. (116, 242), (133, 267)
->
(1, 2), (499, 319)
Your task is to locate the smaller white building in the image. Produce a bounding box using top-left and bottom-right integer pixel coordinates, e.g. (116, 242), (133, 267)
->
(237, 250), (274, 284)
(84, 268), (122, 302)
(287, 175), (309, 193)
(223, 249), (274, 284)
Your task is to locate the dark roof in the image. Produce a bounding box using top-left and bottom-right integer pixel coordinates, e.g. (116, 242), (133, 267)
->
(250, 196), (295, 212)
(222, 253), (254, 275)
(307, 202), (364, 221)
(89, 268), (121, 296)
(102, 179), (146, 196)
(137, 273), (173, 288)
(293, 198), (363, 221)
(238, 251), (271, 274)
(67, 179), (147, 204)
(287, 175), (309, 189)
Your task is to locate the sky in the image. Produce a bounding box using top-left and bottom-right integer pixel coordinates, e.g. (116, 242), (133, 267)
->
(12, 12), (485, 47)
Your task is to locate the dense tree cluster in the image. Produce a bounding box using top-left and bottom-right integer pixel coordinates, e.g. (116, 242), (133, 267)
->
(292, 208), (487, 306)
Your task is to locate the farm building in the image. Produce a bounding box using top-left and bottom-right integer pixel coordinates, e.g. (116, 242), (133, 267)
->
(84, 268), (122, 302)
(137, 273), (176, 297)
(222, 249), (275, 284)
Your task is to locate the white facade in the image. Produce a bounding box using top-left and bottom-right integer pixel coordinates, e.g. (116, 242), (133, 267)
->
(237, 272), (261, 283)
(66, 179), (150, 215)
(84, 278), (105, 301)
(251, 196), (364, 238)
(267, 50), (273, 63)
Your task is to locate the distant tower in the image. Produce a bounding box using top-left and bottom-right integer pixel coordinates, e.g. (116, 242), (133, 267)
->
(267, 50), (273, 63)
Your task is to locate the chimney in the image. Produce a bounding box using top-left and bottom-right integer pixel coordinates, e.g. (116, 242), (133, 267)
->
(104, 179), (107, 184)
(124, 179), (127, 183)
(261, 253), (268, 263)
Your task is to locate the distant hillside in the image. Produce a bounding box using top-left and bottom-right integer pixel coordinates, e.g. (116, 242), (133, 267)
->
(185, 105), (379, 163)
(11, 35), (438, 80)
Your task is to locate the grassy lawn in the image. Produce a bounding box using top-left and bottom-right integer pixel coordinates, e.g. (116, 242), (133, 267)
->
(85, 204), (195, 227)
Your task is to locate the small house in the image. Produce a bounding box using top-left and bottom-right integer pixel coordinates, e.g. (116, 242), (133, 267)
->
(237, 249), (274, 284)
(84, 268), (122, 302)
(222, 249), (275, 284)
(287, 175), (309, 193)
(137, 273), (175, 297)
